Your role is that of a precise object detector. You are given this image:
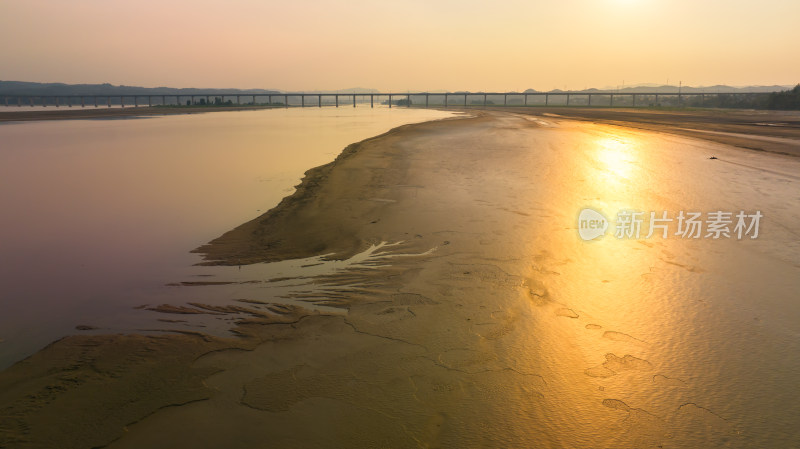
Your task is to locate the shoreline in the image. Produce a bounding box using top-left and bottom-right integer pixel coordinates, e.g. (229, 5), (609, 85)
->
(3, 104), (797, 156)
(1, 110), (798, 447)
(192, 111), (478, 265)
(0, 105), (285, 122)
(499, 106), (800, 157)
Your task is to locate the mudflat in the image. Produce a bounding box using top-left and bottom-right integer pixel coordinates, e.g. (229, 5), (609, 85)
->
(1, 110), (799, 448)
(505, 106), (800, 156)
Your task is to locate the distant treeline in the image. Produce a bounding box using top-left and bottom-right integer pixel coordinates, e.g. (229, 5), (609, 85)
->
(766, 84), (800, 110)
(682, 85), (800, 110)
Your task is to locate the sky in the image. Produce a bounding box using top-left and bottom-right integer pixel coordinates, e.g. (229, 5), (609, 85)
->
(1, 0), (798, 92)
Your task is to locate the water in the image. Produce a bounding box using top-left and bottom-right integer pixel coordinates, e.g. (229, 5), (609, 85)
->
(473, 115), (800, 446)
(1, 110), (798, 446)
(0, 107), (454, 368)
(108, 112), (799, 447)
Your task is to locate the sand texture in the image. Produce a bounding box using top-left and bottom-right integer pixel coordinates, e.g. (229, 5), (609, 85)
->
(1, 110), (799, 448)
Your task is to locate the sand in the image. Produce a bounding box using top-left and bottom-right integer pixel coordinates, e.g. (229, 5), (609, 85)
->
(1, 109), (799, 448)
(503, 107), (800, 156)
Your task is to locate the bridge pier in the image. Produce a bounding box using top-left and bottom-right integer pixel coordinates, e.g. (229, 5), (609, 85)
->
(503, 94), (507, 106)
(443, 94), (446, 108)
(285, 95), (288, 107)
(545, 94), (548, 106)
(567, 94), (570, 106)
(135, 96), (139, 107)
(30, 97), (34, 107)
(588, 94), (592, 106)
(335, 95), (339, 108)
(371, 94), (374, 108)
(389, 95), (392, 108)
(301, 95), (304, 107)
(484, 94), (487, 107)
(409, 94), (412, 108)
(524, 94), (528, 106)
(55, 96), (59, 107)
(464, 93), (467, 107)
(353, 94), (356, 108)
(610, 94), (613, 107)
(632, 94), (636, 107)
(655, 94), (659, 105)
(426, 94), (429, 108)
(319, 95), (322, 107)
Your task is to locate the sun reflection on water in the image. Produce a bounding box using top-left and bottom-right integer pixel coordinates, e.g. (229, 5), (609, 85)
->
(594, 137), (637, 183)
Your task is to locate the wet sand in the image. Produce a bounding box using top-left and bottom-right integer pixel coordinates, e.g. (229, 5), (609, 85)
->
(504, 107), (800, 157)
(1, 110), (799, 448)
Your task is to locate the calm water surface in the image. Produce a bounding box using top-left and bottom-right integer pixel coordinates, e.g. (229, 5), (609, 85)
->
(0, 107), (454, 367)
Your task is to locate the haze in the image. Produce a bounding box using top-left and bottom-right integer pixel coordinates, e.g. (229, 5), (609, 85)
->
(1, 0), (798, 91)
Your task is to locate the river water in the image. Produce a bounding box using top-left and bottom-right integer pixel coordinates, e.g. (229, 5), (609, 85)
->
(0, 107), (454, 368)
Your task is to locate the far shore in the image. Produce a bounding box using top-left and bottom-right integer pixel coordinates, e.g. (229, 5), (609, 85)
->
(2, 105), (799, 156)
(500, 106), (800, 157)
(0, 105), (284, 122)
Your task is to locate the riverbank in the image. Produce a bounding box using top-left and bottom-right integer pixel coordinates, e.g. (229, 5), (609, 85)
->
(1, 110), (799, 448)
(502, 107), (800, 157)
(4, 105), (799, 157)
(0, 105), (284, 122)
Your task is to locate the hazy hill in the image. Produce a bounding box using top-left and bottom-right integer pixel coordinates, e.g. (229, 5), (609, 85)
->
(0, 81), (282, 96)
(522, 84), (791, 94)
(1, 81), (791, 96)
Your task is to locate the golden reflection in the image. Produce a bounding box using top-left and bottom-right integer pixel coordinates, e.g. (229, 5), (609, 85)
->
(513, 125), (678, 447)
(594, 137), (636, 183)
(519, 125), (699, 445)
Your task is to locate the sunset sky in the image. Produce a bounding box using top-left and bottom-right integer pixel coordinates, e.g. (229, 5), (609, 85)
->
(1, 0), (798, 92)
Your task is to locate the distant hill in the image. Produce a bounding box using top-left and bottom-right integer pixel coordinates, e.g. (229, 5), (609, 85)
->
(0, 81), (282, 96)
(306, 87), (380, 94)
(520, 85), (791, 94)
(555, 84), (791, 94)
(1, 81), (792, 96)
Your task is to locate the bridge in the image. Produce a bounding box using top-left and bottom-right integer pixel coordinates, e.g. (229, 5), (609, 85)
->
(1, 91), (775, 109)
